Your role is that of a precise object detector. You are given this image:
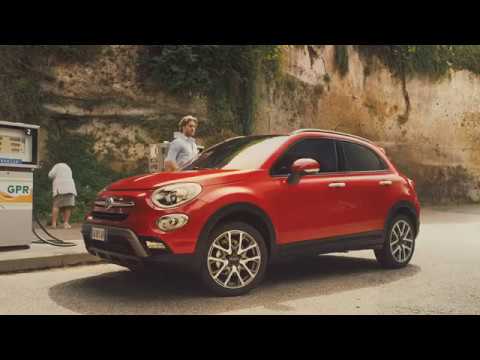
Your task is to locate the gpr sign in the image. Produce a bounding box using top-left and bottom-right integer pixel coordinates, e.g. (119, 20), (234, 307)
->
(0, 177), (33, 205)
(7, 185), (31, 195)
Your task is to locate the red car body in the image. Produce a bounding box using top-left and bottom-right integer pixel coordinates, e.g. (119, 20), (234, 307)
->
(82, 130), (420, 295)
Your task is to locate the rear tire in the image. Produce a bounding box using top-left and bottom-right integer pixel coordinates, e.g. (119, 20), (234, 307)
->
(199, 222), (268, 297)
(375, 215), (416, 269)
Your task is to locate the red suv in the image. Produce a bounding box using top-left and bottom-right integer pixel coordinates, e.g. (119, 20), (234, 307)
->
(82, 129), (420, 296)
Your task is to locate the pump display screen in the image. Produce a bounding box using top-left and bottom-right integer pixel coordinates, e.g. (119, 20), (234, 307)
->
(0, 135), (26, 155)
(0, 124), (37, 167)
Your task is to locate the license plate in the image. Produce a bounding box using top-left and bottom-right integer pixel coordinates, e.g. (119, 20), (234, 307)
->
(91, 227), (106, 242)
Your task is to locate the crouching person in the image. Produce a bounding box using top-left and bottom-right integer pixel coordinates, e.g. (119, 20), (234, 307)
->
(48, 162), (78, 229)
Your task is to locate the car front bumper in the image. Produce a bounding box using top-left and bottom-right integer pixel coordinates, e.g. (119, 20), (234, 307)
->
(81, 223), (196, 269)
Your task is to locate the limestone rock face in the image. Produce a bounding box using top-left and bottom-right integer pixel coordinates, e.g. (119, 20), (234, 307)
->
(253, 45), (480, 204)
(37, 45), (480, 203)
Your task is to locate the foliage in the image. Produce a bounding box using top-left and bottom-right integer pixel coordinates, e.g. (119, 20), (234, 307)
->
(0, 48), (47, 127)
(0, 45), (102, 67)
(139, 45), (281, 135)
(140, 45), (279, 97)
(334, 45), (349, 77)
(356, 45), (480, 80)
(0, 45), (102, 127)
(448, 45), (480, 74)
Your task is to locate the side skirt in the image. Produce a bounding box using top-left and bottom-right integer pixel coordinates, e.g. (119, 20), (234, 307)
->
(272, 231), (385, 262)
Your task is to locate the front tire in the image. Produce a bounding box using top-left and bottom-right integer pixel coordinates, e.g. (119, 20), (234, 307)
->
(375, 215), (416, 269)
(199, 222), (268, 297)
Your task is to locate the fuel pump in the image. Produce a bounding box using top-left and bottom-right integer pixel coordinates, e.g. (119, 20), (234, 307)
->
(0, 121), (75, 248)
(0, 121), (39, 247)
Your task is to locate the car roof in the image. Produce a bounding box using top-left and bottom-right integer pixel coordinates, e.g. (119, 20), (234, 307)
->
(236, 131), (372, 144)
(290, 129), (375, 145)
(239, 130), (379, 150)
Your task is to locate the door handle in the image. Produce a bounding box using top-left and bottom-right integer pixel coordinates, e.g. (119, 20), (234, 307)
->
(329, 182), (346, 188)
(379, 180), (393, 186)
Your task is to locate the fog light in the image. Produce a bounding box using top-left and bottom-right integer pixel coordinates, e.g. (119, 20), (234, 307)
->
(146, 241), (167, 250)
(156, 214), (189, 232)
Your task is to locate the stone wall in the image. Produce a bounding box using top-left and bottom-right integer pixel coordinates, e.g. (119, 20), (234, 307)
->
(254, 45), (480, 204)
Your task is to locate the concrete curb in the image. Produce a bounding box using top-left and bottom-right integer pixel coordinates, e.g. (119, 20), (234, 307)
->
(0, 253), (105, 275)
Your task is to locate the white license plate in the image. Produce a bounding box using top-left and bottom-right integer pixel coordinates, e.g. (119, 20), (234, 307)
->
(91, 227), (106, 242)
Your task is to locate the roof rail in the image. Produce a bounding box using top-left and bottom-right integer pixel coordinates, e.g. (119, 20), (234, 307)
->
(290, 129), (374, 144)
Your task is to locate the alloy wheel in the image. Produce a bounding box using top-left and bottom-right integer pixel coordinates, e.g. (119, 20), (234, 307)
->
(390, 220), (414, 263)
(207, 230), (262, 290)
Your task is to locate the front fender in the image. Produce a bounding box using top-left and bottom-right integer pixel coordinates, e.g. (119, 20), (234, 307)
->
(192, 186), (277, 263)
(198, 185), (264, 210)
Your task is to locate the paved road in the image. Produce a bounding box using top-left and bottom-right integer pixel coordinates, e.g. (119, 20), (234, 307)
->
(1, 205), (479, 315)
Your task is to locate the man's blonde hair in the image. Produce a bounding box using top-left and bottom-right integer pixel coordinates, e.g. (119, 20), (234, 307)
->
(178, 115), (198, 131)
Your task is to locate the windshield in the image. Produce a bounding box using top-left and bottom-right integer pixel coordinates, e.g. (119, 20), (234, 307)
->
(183, 136), (288, 171)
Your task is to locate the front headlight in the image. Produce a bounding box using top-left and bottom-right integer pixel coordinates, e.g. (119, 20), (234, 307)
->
(150, 183), (202, 209)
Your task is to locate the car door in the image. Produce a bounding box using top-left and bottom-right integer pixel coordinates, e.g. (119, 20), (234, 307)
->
(336, 140), (394, 234)
(270, 137), (349, 245)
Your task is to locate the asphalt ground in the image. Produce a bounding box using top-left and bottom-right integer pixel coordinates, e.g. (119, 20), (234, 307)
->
(0, 205), (479, 314)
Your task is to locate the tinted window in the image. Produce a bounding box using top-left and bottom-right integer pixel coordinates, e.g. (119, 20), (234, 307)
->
(341, 141), (387, 172)
(183, 136), (288, 171)
(272, 138), (338, 175)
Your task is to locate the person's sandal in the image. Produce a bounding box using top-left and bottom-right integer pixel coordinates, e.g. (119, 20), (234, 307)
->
(63, 223), (72, 230)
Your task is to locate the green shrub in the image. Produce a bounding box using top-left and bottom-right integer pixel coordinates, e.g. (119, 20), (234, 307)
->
(356, 45), (480, 80)
(334, 45), (349, 77)
(139, 45), (280, 135)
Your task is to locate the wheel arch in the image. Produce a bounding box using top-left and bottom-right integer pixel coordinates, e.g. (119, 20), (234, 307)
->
(386, 201), (420, 239)
(195, 202), (278, 261)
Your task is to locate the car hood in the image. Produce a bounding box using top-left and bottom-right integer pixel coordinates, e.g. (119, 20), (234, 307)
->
(107, 169), (259, 191)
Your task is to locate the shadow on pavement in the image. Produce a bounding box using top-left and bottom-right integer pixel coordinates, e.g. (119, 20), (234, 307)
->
(49, 255), (420, 314)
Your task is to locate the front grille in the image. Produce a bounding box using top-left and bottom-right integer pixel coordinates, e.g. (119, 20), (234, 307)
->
(92, 211), (128, 222)
(94, 197), (135, 208)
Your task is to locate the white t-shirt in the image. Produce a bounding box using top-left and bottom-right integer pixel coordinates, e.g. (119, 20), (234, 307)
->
(48, 163), (78, 197)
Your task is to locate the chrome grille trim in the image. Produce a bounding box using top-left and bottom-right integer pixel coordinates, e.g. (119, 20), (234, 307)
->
(94, 198), (135, 208)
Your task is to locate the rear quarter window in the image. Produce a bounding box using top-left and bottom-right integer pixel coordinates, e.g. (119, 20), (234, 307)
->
(340, 141), (388, 172)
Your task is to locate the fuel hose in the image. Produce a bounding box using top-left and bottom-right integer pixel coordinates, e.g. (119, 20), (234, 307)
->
(32, 211), (77, 247)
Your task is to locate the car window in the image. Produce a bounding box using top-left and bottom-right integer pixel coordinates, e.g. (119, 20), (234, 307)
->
(340, 141), (388, 172)
(183, 136), (289, 171)
(271, 138), (338, 176)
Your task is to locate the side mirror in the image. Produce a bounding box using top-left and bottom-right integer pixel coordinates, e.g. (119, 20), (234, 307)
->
(287, 158), (320, 185)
